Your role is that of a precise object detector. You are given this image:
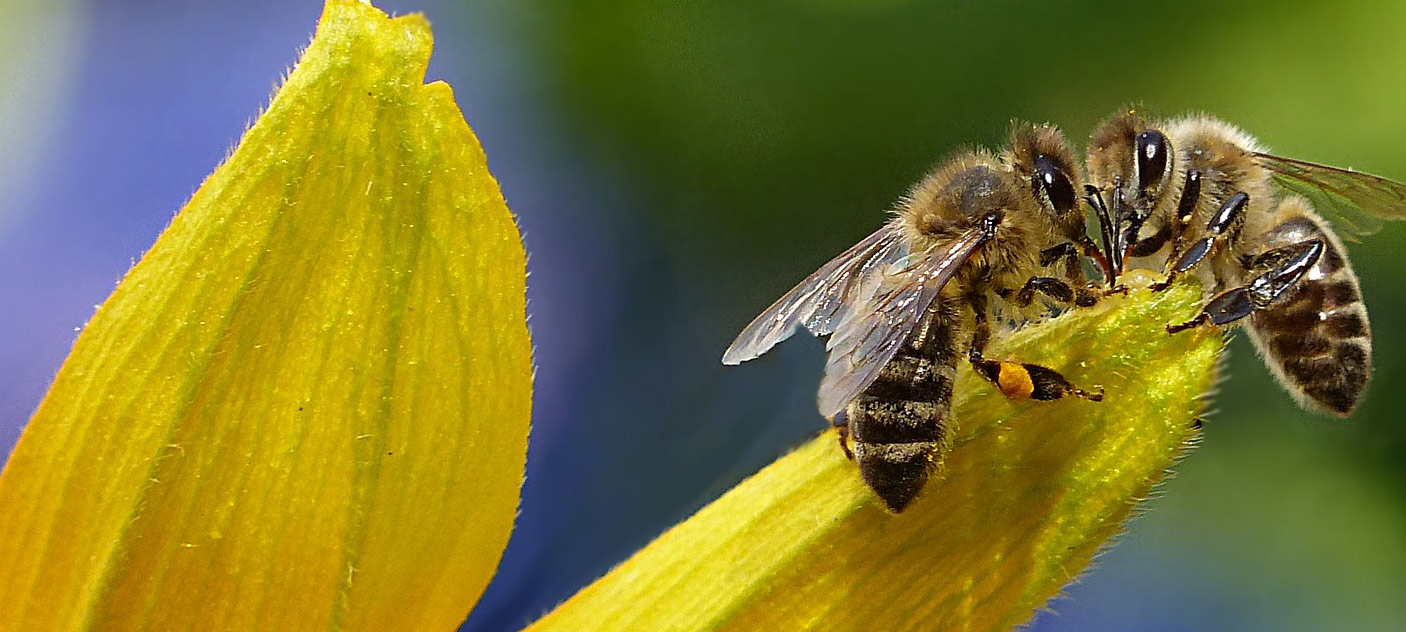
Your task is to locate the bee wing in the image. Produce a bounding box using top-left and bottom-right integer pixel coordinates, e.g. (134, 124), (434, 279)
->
(1255, 152), (1406, 239)
(815, 227), (988, 418)
(722, 223), (909, 365)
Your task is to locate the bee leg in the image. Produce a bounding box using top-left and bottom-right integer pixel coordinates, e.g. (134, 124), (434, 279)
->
(971, 359), (1105, 402)
(1040, 240), (1093, 276)
(832, 410), (854, 461)
(1168, 239), (1325, 333)
(1042, 239), (1110, 293)
(1166, 311), (1211, 334)
(1152, 190), (1249, 292)
(1040, 241), (1086, 288)
(1025, 365), (1104, 401)
(1128, 223), (1173, 259)
(1001, 276), (1099, 308)
(1158, 169), (1204, 270)
(966, 291), (992, 364)
(1038, 241), (1079, 268)
(968, 290), (1103, 402)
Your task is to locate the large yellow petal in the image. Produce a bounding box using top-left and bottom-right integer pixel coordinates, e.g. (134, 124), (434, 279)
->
(0, 2), (530, 630)
(528, 276), (1220, 632)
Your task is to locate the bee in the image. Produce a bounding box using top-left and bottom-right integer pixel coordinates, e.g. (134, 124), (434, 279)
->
(723, 124), (1105, 512)
(1086, 111), (1406, 415)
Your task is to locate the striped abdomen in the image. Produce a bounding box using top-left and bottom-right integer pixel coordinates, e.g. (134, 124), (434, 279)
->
(847, 299), (960, 512)
(1246, 206), (1371, 416)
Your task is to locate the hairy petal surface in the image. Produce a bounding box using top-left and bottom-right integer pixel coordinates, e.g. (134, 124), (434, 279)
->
(0, 2), (531, 630)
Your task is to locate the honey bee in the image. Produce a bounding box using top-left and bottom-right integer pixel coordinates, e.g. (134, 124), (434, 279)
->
(724, 124), (1105, 512)
(1086, 111), (1406, 415)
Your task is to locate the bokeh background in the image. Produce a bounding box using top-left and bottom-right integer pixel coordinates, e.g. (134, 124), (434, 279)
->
(4, 1), (1406, 630)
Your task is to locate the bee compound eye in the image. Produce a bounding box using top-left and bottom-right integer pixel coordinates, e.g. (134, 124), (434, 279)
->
(1033, 154), (1076, 214)
(1136, 130), (1169, 191)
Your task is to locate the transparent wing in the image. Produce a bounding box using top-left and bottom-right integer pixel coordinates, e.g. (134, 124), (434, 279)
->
(722, 223), (909, 365)
(1255, 152), (1406, 239)
(815, 227), (988, 418)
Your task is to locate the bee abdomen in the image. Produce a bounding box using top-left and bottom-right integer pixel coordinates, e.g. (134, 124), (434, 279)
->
(847, 349), (956, 513)
(1247, 211), (1371, 415)
(849, 397), (948, 513)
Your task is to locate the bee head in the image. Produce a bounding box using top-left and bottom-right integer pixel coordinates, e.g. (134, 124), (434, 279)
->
(1006, 122), (1083, 240)
(1087, 111), (1175, 222)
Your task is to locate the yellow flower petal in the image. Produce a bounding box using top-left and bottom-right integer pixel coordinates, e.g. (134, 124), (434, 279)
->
(528, 277), (1220, 632)
(0, 2), (530, 630)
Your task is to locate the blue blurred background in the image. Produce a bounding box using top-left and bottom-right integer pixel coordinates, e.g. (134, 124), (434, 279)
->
(4, 1), (1406, 630)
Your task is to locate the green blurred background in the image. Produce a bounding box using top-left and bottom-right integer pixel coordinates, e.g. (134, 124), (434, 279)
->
(2, 1), (1404, 630)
